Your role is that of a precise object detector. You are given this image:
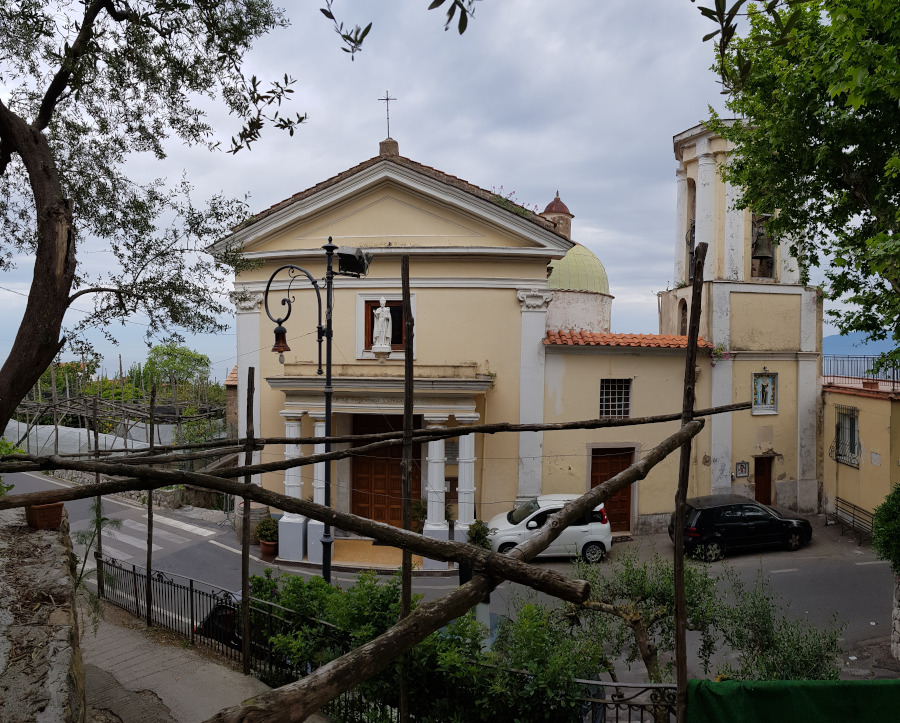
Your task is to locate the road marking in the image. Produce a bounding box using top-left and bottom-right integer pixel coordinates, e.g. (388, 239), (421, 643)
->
(209, 539), (263, 563)
(856, 560), (890, 566)
(107, 529), (162, 552)
(122, 518), (189, 545)
(144, 514), (216, 537)
(770, 568), (799, 574)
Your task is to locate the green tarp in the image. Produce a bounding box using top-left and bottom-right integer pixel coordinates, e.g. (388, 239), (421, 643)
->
(687, 679), (900, 723)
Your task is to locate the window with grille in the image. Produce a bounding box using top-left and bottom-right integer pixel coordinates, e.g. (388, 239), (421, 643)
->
(834, 405), (860, 468)
(599, 379), (631, 418)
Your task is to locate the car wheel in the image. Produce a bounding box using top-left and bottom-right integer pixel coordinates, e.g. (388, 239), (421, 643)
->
(498, 542), (517, 555)
(701, 540), (725, 562)
(786, 530), (802, 551)
(581, 541), (606, 564)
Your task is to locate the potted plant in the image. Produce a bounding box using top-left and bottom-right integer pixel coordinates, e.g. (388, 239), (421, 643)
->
(460, 520), (494, 604)
(256, 516), (278, 557)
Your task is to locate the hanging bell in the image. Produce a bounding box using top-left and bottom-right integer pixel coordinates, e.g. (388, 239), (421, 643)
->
(271, 325), (291, 354)
(751, 226), (774, 260)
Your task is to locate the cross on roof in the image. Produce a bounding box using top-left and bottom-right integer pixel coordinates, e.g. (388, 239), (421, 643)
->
(378, 91), (397, 138)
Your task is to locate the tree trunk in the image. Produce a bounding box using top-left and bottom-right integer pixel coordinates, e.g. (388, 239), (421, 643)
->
(893, 573), (900, 661)
(0, 104), (76, 431)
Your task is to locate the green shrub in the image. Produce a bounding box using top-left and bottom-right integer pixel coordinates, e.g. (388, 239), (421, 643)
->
(873, 484), (900, 574)
(255, 517), (278, 542)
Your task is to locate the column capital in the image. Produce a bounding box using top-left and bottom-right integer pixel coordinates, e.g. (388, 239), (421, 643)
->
(516, 289), (553, 311)
(308, 411), (327, 422)
(279, 409), (307, 421)
(675, 162), (687, 179)
(424, 414), (449, 427)
(697, 150), (717, 167)
(454, 413), (480, 425)
(230, 290), (263, 311)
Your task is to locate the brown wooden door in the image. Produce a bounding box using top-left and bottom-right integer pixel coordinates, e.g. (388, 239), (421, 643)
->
(351, 415), (421, 527)
(590, 448), (634, 532)
(754, 457), (772, 505)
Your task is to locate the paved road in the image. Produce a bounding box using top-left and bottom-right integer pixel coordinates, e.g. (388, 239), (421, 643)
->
(8, 470), (899, 681)
(6, 470), (270, 591)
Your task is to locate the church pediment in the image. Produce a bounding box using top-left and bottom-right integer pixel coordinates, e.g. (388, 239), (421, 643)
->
(214, 155), (572, 259)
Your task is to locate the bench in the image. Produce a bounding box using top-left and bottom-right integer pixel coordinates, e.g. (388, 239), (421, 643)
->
(828, 497), (874, 543)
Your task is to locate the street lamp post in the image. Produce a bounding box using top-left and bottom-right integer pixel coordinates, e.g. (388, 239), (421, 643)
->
(262, 238), (371, 583)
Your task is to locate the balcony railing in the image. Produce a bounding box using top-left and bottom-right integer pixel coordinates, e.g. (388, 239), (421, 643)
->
(823, 355), (900, 392)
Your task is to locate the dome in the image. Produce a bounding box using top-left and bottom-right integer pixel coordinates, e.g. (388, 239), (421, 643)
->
(547, 244), (610, 295)
(543, 191), (572, 217)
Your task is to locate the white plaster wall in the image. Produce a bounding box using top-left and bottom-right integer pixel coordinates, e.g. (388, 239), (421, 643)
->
(724, 179), (744, 281)
(517, 290), (551, 500)
(546, 290), (612, 333)
(234, 293), (262, 485)
(674, 164), (688, 284)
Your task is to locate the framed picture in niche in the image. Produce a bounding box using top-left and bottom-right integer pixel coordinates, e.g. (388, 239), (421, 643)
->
(752, 372), (778, 414)
(735, 461), (749, 478)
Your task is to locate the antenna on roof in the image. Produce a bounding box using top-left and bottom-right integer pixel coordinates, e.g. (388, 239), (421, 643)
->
(378, 90), (397, 138)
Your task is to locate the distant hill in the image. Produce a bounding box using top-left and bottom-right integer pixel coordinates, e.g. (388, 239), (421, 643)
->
(823, 331), (896, 356)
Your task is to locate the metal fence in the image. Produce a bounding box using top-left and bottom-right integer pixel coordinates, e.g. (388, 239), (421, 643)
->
(823, 355), (900, 391)
(95, 553), (301, 684)
(96, 554), (675, 722)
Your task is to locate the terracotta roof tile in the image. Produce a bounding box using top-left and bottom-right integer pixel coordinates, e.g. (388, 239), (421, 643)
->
(543, 331), (713, 349)
(227, 152), (566, 240)
(224, 365), (238, 386)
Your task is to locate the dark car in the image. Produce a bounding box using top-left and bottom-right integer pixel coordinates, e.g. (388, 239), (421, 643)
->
(667, 494), (812, 561)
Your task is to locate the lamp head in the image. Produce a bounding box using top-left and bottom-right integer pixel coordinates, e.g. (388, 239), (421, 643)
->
(335, 246), (373, 277)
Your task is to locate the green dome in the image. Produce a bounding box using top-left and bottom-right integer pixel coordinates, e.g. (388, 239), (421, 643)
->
(547, 244), (610, 295)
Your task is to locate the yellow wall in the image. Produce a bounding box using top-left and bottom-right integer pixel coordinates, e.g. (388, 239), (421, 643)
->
(730, 293), (801, 351)
(823, 390), (898, 513)
(542, 350), (712, 518)
(730, 360), (799, 489)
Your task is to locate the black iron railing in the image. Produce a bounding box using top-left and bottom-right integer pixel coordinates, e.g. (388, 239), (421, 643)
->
(823, 355), (900, 391)
(96, 554), (675, 722)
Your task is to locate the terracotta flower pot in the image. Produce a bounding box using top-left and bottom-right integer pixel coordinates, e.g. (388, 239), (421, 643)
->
(25, 502), (64, 530)
(259, 539), (278, 557)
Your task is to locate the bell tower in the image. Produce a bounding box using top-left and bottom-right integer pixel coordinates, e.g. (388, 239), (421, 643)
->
(659, 121), (821, 514)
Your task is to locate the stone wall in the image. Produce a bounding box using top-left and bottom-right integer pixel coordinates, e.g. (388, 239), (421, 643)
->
(0, 507), (85, 722)
(893, 574), (900, 661)
(50, 470), (184, 509)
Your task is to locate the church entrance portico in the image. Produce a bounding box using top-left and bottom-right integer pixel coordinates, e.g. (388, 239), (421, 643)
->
(351, 414), (422, 528)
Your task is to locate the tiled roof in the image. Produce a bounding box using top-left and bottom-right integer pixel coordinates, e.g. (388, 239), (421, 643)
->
(544, 331), (713, 348)
(226, 146), (565, 240)
(224, 365), (238, 386)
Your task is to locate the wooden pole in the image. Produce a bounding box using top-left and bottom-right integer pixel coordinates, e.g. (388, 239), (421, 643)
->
(674, 242), (707, 723)
(146, 384), (156, 628)
(241, 369), (255, 676)
(399, 255), (414, 722)
(93, 394), (104, 598)
(50, 362), (59, 455)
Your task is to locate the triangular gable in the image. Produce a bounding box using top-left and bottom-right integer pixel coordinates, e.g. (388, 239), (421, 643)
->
(212, 153), (572, 259)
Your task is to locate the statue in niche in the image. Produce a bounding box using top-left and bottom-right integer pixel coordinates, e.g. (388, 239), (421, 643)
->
(372, 297), (393, 351)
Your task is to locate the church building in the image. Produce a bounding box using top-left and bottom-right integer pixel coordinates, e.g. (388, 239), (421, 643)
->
(215, 124), (821, 566)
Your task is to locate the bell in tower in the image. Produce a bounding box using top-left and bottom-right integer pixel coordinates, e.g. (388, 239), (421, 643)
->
(751, 213), (774, 278)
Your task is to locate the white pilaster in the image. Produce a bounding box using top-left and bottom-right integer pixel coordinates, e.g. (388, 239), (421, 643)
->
(797, 356), (819, 512)
(231, 291), (263, 486)
(710, 360), (734, 494)
(423, 415), (449, 570)
(278, 413), (307, 562)
(306, 412), (327, 565)
(696, 148), (718, 280)
(724, 177), (745, 281)
(674, 163), (688, 284)
(780, 238), (801, 284)
(516, 289), (552, 502)
(454, 413), (480, 534)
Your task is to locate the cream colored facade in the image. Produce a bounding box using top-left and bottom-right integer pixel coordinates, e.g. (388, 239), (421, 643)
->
(218, 126), (822, 566)
(822, 385), (900, 515)
(659, 123), (822, 512)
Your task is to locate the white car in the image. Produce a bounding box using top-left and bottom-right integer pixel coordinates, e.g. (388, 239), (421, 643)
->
(486, 494), (612, 563)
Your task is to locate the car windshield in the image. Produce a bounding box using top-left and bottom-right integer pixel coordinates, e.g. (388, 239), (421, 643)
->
(509, 498), (540, 525)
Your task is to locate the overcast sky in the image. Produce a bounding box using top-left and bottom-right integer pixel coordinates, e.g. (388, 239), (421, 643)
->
(0, 1), (841, 382)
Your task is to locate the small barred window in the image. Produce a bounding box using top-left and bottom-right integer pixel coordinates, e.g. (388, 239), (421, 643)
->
(600, 379), (631, 418)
